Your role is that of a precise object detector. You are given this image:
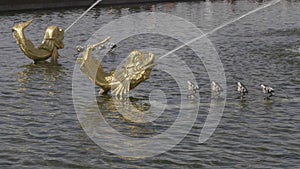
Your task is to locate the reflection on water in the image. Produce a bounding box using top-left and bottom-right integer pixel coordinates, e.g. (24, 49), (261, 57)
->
(76, 92), (199, 158)
(96, 95), (158, 137)
(113, 96), (153, 124)
(16, 62), (63, 96)
(111, 90), (167, 124)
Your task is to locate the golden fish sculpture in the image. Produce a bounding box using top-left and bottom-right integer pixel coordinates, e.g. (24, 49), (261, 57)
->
(12, 20), (64, 63)
(77, 37), (156, 96)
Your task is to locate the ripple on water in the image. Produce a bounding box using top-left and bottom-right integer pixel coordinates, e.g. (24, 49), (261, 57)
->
(1, 1), (300, 168)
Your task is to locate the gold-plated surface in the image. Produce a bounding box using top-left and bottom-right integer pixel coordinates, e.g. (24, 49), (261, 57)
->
(77, 37), (155, 96)
(12, 20), (64, 63)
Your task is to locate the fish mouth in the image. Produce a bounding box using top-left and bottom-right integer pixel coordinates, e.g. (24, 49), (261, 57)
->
(143, 53), (156, 69)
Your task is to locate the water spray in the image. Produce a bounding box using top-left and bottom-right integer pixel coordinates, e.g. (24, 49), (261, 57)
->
(159, 0), (281, 60)
(65, 0), (103, 32)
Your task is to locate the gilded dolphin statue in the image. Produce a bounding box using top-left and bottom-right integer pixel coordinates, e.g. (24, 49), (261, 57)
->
(77, 37), (156, 96)
(12, 20), (64, 63)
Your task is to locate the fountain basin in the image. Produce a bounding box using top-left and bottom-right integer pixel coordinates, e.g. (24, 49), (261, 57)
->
(0, 0), (192, 12)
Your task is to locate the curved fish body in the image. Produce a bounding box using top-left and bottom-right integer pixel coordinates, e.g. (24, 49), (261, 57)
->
(77, 37), (155, 96)
(12, 20), (64, 63)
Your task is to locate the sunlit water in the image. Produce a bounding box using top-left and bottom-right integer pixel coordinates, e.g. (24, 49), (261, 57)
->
(1, 0), (300, 168)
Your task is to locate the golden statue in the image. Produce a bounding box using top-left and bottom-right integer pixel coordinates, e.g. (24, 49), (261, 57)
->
(77, 37), (155, 96)
(12, 20), (64, 63)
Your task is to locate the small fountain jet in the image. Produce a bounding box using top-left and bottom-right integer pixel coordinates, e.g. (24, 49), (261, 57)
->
(237, 82), (248, 100)
(76, 45), (84, 53)
(187, 81), (199, 99)
(108, 42), (117, 53)
(260, 84), (274, 100)
(211, 81), (223, 97)
(76, 42), (116, 54)
(187, 81), (199, 93)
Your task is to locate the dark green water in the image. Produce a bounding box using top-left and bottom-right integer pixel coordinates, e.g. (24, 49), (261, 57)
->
(1, 0), (300, 168)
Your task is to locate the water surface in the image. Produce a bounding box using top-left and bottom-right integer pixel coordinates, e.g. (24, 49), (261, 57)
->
(0, 0), (300, 168)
